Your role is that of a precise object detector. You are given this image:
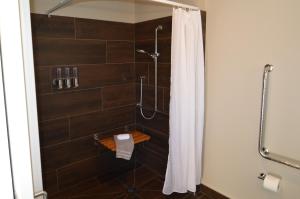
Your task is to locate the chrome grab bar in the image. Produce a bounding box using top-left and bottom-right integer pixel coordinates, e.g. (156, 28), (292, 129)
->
(34, 190), (47, 199)
(258, 64), (300, 169)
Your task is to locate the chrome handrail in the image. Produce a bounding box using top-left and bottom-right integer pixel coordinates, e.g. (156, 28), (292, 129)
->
(258, 64), (300, 169)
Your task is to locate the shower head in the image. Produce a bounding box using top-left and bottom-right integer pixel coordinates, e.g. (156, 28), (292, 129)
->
(136, 49), (157, 58)
(136, 49), (147, 54)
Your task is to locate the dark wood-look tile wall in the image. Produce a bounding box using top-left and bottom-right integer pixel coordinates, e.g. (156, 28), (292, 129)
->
(107, 41), (135, 63)
(32, 11), (206, 198)
(75, 18), (134, 40)
(31, 13), (136, 196)
(39, 118), (69, 146)
(69, 106), (135, 139)
(33, 38), (107, 66)
(102, 83), (136, 109)
(37, 89), (102, 120)
(31, 14), (75, 39)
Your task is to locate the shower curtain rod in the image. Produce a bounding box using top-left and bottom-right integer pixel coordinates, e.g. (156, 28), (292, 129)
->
(46, 0), (199, 17)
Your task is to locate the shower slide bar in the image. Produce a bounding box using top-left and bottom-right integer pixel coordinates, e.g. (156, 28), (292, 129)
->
(258, 64), (300, 169)
(46, 0), (199, 17)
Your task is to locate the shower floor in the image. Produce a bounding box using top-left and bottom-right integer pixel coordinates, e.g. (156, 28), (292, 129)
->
(51, 165), (213, 199)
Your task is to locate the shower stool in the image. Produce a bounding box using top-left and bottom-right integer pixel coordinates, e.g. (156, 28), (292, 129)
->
(98, 130), (151, 195)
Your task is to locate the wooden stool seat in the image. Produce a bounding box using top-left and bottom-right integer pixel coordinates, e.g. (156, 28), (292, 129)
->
(98, 130), (151, 151)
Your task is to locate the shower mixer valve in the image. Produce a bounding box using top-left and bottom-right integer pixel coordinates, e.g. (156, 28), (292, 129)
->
(52, 67), (79, 90)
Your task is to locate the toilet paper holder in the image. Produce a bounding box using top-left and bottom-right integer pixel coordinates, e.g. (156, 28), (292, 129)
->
(258, 173), (266, 180)
(257, 172), (281, 192)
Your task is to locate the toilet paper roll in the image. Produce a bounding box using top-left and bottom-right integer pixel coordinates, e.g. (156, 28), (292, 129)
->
(263, 174), (280, 192)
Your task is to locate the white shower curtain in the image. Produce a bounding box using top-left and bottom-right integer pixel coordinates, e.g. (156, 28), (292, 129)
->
(163, 8), (205, 195)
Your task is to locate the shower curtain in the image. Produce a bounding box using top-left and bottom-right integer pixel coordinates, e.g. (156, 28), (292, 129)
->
(163, 8), (204, 195)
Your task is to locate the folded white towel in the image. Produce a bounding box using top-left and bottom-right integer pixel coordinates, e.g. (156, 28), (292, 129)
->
(117, 134), (130, 140)
(114, 134), (134, 160)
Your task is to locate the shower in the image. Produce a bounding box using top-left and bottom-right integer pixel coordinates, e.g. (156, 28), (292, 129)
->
(136, 25), (163, 120)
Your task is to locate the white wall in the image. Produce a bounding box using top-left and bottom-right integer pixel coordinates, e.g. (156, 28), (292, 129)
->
(203, 0), (300, 198)
(135, 0), (205, 22)
(30, 0), (205, 23)
(30, 0), (136, 23)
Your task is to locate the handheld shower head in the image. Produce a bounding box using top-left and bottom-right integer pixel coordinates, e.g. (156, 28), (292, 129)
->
(136, 49), (147, 54)
(136, 49), (156, 58)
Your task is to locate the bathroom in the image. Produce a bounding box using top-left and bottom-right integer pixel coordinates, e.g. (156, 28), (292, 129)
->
(0, 0), (300, 199)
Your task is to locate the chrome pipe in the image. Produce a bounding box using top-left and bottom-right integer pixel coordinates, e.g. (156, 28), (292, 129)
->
(258, 64), (300, 169)
(46, 0), (73, 17)
(138, 76), (156, 120)
(155, 25), (162, 57)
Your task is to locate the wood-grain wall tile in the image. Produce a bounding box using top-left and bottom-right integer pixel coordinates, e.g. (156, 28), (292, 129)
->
(149, 63), (170, 88)
(136, 147), (167, 177)
(136, 110), (169, 134)
(163, 88), (170, 114)
(35, 66), (51, 94)
(102, 83), (135, 109)
(37, 89), (101, 121)
(42, 143), (70, 172)
(107, 41), (134, 63)
(135, 63), (149, 84)
(68, 136), (98, 163)
(141, 128), (169, 158)
(57, 156), (99, 190)
(77, 64), (134, 88)
(57, 152), (127, 190)
(135, 17), (172, 41)
(39, 118), (69, 146)
(75, 18), (134, 40)
(41, 136), (98, 172)
(70, 106), (135, 139)
(43, 171), (58, 196)
(33, 38), (106, 66)
(31, 14), (75, 39)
